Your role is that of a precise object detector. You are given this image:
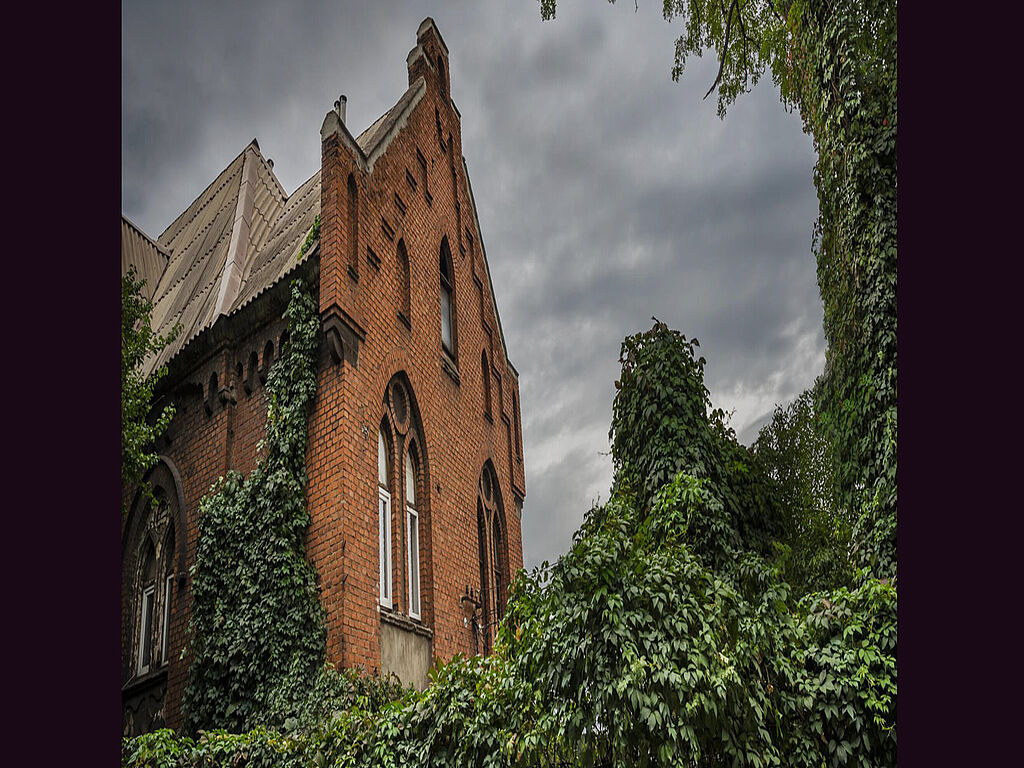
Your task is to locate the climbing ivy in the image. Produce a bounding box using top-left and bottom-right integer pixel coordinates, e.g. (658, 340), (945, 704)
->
(122, 264), (180, 515)
(127, 320), (895, 767)
(182, 278), (330, 734)
(297, 215), (320, 262)
(539, 0), (897, 580)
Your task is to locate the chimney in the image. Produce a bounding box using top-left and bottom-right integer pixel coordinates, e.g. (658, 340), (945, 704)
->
(334, 95), (347, 125)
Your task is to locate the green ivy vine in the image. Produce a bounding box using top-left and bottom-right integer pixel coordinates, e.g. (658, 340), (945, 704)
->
(127, 320), (895, 767)
(181, 278), (330, 734)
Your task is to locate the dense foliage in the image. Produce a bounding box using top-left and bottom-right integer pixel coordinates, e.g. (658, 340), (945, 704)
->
(540, 0), (898, 579)
(122, 264), (179, 514)
(752, 385), (852, 595)
(182, 278), (332, 733)
(126, 321), (895, 767)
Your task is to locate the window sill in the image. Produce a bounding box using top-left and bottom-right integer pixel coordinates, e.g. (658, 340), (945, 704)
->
(441, 353), (460, 385)
(380, 606), (433, 640)
(122, 665), (168, 695)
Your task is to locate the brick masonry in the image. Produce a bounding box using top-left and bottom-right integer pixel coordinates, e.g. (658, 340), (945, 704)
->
(121, 18), (526, 734)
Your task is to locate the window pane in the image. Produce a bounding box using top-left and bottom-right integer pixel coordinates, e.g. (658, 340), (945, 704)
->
(379, 492), (391, 604)
(408, 508), (420, 617)
(162, 576), (173, 663)
(440, 285), (453, 351)
(405, 451), (416, 504)
(378, 430), (388, 487)
(140, 587), (154, 671)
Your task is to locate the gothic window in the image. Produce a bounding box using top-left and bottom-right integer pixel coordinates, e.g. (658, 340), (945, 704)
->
(161, 524), (175, 664)
(481, 351), (492, 419)
(440, 237), (456, 356)
(378, 426), (393, 609)
(347, 173), (359, 276)
(136, 539), (157, 675)
(477, 463), (506, 655)
(398, 238), (411, 322)
(512, 392), (522, 459)
(405, 449), (421, 620)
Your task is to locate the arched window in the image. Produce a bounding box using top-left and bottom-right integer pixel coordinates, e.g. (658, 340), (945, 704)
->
(512, 392), (522, 459)
(398, 239), (411, 322)
(136, 539), (157, 675)
(405, 449), (421, 620)
(261, 340), (274, 383)
(378, 426), (393, 608)
(481, 351), (492, 418)
(347, 173), (359, 276)
(161, 524), (176, 664)
(439, 238), (456, 356)
(476, 463), (505, 655)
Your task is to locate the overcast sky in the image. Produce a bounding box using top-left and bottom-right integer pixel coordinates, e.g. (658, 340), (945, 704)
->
(123, 1), (824, 571)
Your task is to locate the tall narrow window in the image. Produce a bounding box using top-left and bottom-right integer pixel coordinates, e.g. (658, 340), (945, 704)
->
(378, 428), (393, 608)
(476, 463), (505, 655)
(161, 527), (175, 664)
(398, 239), (411, 322)
(513, 393), (522, 459)
(440, 239), (455, 355)
(405, 450), (421, 620)
(481, 351), (492, 418)
(347, 173), (359, 276)
(491, 524), (503, 623)
(136, 540), (156, 675)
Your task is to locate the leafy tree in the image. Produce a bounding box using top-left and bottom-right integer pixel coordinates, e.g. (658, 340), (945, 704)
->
(127, 320), (896, 767)
(122, 265), (179, 513)
(540, 0), (897, 579)
(753, 385), (853, 595)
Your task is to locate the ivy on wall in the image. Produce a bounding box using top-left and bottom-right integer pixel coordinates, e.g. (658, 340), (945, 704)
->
(127, 320), (895, 768)
(182, 278), (331, 734)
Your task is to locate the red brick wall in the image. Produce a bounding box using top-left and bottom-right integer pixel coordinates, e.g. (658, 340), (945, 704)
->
(124, 20), (525, 731)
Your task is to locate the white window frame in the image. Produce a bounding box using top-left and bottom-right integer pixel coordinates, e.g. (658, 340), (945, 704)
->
(137, 584), (155, 675)
(379, 486), (393, 609)
(162, 574), (174, 664)
(407, 501), (420, 620)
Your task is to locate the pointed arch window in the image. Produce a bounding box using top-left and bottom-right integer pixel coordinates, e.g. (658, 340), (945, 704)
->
(481, 351), (492, 419)
(398, 239), (411, 323)
(477, 464), (506, 655)
(378, 427), (393, 608)
(136, 540), (157, 675)
(439, 238), (456, 356)
(347, 173), (359, 277)
(405, 449), (421, 620)
(161, 524), (175, 664)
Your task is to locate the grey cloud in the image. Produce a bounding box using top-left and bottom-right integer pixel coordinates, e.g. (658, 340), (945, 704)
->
(123, 1), (824, 573)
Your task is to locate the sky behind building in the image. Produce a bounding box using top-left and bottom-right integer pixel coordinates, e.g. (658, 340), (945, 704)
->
(123, 1), (824, 570)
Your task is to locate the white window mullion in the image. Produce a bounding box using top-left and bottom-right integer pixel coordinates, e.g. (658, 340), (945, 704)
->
(137, 585), (155, 675)
(407, 504), (420, 619)
(379, 488), (392, 608)
(162, 574), (173, 664)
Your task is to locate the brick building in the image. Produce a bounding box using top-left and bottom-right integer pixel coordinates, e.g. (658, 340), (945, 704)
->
(121, 18), (526, 736)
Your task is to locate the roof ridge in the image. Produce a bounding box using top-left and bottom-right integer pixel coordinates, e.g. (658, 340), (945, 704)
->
(156, 139), (258, 245)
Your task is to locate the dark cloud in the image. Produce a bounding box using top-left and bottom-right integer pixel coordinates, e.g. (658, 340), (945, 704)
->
(123, 0), (824, 572)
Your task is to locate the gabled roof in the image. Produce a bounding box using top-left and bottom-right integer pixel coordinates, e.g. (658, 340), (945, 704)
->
(123, 76), (520, 379)
(122, 215), (170, 302)
(125, 81), (429, 377)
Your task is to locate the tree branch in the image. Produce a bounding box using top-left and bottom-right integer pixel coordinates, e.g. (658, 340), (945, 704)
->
(704, 0), (736, 100)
